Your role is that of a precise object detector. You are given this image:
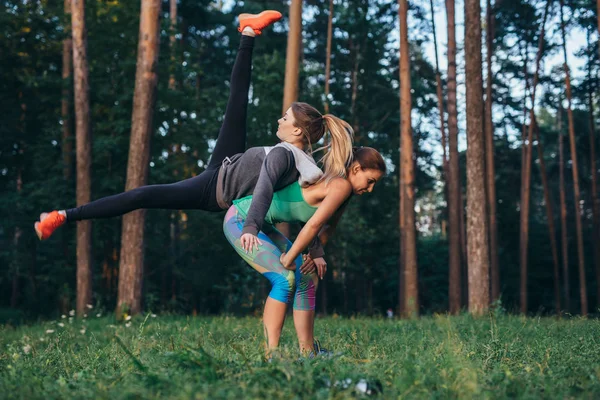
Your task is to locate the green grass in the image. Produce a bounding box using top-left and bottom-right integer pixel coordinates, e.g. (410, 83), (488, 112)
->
(1, 313), (599, 399)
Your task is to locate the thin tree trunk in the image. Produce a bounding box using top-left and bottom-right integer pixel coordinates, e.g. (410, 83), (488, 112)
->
(282, 0), (302, 113)
(597, 0), (600, 61)
(464, 0), (490, 316)
(429, 0), (448, 193)
(519, 1), (549, 314)
(399, 0), (418, 317)
(324, 0), (333, 114)
(587, 30), (600, 308)
(560, 0), (587, 316)
(72, 0), (93, 317)
(532, 116), (561, 312)
(484, 0), (499, 303)
(168, 0), (177, 90)
(558, 102), (570, 312)
(117, 0), (161, 316)
(445, 0), (461, 314)
(62, 0), (73, 181)
(350, 41), (360, 137)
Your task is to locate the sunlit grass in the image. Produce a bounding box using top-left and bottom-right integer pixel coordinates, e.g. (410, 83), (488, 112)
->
(1, 312), (599, 399)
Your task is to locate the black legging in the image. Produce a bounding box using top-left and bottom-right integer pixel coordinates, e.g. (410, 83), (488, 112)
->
(66, 35), (254, 221)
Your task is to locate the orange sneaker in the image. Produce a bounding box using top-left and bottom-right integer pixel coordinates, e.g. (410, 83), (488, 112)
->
(238, 10), (282, 35)
(34, 211), (66, 240)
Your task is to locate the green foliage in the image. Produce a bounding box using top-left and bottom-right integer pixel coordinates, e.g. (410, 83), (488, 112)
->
(1, 315), (599, 398)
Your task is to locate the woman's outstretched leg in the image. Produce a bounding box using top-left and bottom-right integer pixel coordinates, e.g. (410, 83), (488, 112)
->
(34, 170), (221, 240)
(208, 11), (282, 168)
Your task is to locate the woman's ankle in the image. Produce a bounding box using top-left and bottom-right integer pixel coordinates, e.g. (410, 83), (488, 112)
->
(241, 26), (255, 37)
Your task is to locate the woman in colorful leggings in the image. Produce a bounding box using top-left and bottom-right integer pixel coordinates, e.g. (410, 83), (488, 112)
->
(224, 147), (386, 355)
(34, 10), (353, 271)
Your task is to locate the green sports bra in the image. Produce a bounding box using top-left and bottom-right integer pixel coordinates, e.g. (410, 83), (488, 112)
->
(233, 181), (318, 225)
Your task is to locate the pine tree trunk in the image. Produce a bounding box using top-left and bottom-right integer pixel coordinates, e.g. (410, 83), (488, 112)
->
(429, 0), (448, 201)
(168, 0), (177, 90)
(464, 0), (490, 316)
(324, 0), (333, 114)
(484, 0), (499, 303)
(519, 1), (549, 314)
(532, 116), (561, 312)
(62, 0), (73, 181)
(399, 0), (418, 317)
(597, 0), (600, 60)
(560, 0), (587, 316)
(350, 41), (360, 138)
(117, 0), (161, 316)
(586, 32), (600, 309)
(282, 0), (302, 113)
(558, 103), (570, 312)
(445, 0), (461, 314)
(72, 0), (93, 317)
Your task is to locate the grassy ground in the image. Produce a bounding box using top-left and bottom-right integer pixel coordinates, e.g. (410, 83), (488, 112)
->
(0, 312), (599, 399)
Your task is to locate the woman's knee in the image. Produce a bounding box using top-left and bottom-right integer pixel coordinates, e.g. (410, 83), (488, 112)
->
(293, 273), (318, 311)
(266, 270), (295, 304)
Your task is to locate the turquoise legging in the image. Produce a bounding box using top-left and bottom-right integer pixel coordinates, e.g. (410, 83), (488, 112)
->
(223, 206), (318, 310)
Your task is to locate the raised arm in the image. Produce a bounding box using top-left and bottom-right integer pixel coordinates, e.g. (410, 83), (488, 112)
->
(280, 179), (352, 269)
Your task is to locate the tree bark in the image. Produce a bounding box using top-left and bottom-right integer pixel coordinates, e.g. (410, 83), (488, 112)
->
(324, 0), (333, 114)
(62, 0), (73, 181)
(282, 0), (302, 113)
(399, 0), (418, 317)
(587, 30), (600, 309)
(117, 0), (161, 316)
(560, 0), (587, 316)
(464, 0), (490, 315)
(429, 0), (448, 196)
(484, 0), (500, 303)
(445, 0), (461, 314)
(519, 1), (549, 314)
(72, 0), (93, 317)
(557, 100), (570, 312)
(168, 0), (177, 90)
(532, 116), (561, 312)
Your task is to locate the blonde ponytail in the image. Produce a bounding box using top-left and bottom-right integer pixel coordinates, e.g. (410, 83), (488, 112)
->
(317, 115), (354, 181)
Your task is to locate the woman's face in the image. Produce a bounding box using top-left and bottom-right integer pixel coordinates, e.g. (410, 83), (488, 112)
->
(347, 164), (383, 195)
(276, 107), (303, 144)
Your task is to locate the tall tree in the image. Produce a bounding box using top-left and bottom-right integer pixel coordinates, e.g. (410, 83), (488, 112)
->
(484, 0), (499, 302)
(557, 99), (570, 312)
(429, 0), (448, 192)
(62, 0), (73, 181)
(117, 0), (161, 315)
(519, 0), (549, 314)
(72, 0), (93, 317)
(464, 0), (490, 315)
(324, 0), (333, 114)
(445, 0), (461, 314)
(532, 116), (561, 312)
(587, 30), (600, 307)
(282, 0), (302, 113)
(560, 0), (587, 316)
(399, 0), (418, 317)
(168, 0), (177, 90)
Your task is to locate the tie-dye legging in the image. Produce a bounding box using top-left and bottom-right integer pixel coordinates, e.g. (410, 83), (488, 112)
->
(223, 206), (318, 311)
